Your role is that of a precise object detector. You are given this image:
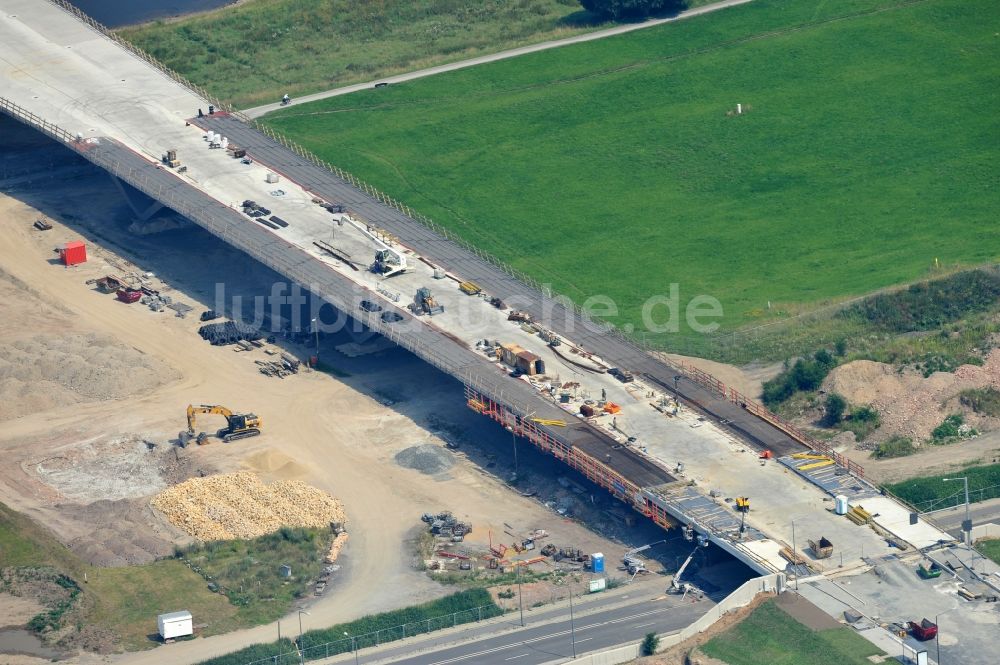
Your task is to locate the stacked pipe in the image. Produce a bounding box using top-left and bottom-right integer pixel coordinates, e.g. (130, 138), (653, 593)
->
(198, 321), (263, 345)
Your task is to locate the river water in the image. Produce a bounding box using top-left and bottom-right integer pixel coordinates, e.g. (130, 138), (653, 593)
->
(69, 0), (236, 28)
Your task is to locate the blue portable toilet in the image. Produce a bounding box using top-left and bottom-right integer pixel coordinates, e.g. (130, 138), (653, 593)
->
(591, 552), (605, 573)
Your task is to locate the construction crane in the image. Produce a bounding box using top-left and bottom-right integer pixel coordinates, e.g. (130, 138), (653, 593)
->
(670, 534), (709, 595)
(623, 540), (666, 577)
(334, 213), (408, 277)
(181, 404), (262, 446)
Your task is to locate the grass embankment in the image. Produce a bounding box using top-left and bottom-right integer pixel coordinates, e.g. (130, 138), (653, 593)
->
(264, 0), (999, 357)
(0, 502), (329, 651)
(702, 598), (883, 665)
(977, 539), (1000, 566)
(196, 588), (502, 665)
(761, 270), (1000, 418)
(119, 0), (615, 107)
(884, 463), (1000, 512)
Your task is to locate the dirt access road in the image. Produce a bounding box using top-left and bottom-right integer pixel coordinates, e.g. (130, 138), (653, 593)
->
(243, 0), (755, 117)
(0, 131), (633, 663)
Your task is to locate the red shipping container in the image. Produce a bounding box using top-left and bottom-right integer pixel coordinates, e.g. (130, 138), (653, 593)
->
(61, 241), (87, 266)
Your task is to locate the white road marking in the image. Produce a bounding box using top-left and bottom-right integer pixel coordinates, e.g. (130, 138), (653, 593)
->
(423, 602), (694, 665)
(504, 654), (530, 660)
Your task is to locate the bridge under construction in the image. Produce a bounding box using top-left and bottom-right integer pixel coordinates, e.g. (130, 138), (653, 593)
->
(0, 0), (950, 579)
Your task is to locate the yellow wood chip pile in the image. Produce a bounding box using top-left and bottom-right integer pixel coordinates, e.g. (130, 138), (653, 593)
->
(325, 532), (349, 564)
(151, 471), (346, 540)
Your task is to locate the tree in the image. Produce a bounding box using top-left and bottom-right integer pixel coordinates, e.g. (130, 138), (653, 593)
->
(822, 393), (847, 427)
(580, 0), (687, 20)
(640, 632), (660, 656)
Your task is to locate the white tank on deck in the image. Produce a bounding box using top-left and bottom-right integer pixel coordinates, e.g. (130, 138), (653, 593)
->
(835, 495), (849, 515)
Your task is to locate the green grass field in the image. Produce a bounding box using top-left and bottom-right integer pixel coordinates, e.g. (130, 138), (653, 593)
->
(119, 0), (617, 107)
(265, 0), (1000, 346)
(0, 502), (327, 651)
(702, 599), (883, 665)
(884, 462), (1000, 512)
(977, 539), (1000, 565)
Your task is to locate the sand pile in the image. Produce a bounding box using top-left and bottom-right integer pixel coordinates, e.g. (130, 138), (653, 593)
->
(0, 332), (178, 421)
(823, 349), (1000, 442)
(152, 471), (346, 541)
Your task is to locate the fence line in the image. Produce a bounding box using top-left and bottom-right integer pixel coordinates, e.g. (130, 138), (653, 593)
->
(226, 603), (502, 665)
(19, 5), (869, 471)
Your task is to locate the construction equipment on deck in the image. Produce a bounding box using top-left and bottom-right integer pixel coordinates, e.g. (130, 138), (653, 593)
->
(459, 281), (482, 295)
(161, 149), (180, 168)
(371, 247), (407, 277)
(33, 219), (52, 231)
(180, 404), (262, 446)
(411, 287), (444, 316)
(845, 504), (873, 525)
(734, 497), (750, 537)
(530, 418), (566, 427)
(808, 537), (834, 559)
(507, 310), (533, 323)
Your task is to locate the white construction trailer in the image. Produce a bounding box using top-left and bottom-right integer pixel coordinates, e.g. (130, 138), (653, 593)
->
(157, 610), (193, 640)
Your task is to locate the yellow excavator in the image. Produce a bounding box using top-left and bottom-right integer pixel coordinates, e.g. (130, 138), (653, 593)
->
(180, 404), (262, 446)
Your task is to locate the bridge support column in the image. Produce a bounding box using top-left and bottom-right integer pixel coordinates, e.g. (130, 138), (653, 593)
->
(108, 174), (189, 233)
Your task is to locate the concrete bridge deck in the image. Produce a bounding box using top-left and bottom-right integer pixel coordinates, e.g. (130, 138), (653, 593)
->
(0, 0), (951, 580)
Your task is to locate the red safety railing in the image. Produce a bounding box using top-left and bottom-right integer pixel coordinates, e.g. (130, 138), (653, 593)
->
(674, 360), (865, 478)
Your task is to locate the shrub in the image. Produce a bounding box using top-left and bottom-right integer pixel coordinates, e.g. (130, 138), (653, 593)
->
(931, 414), (964, 442)
(821, 393), (847, 427)
(871, 436), (916, 459)
(641, 632), (660, 656)
(960, 387), (1000, 417)
(841, 405), (881, 440)
(579, 0), (686, 20)
(846, 270), (1000, 333)
(762, 349), (838, 406)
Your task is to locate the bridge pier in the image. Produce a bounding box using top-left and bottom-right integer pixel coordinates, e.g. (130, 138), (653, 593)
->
(109, 174), (189, 234)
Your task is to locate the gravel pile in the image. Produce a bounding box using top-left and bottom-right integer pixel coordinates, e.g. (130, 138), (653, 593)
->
(151, 471), (346, 541)
(394, 444), (454, 475)
(823, 348), (1000, 442)
(0, 332), (178, 421)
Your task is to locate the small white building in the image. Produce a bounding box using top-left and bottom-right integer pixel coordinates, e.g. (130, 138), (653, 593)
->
(157, 610), (193, 640)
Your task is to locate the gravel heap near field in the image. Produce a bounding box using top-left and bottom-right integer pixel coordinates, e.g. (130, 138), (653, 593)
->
(395, 444), (454, 475)
(152, 471), (346, 541)
(0, 332), (178, 421)
(823, 349), (1000, 442)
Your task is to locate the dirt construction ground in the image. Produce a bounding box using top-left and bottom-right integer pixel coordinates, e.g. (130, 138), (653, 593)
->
(0, 122), (645, 663)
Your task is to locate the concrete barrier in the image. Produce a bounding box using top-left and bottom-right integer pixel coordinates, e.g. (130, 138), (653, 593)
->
(972, 523), (1000, 541)
(557, 574), (784, 665)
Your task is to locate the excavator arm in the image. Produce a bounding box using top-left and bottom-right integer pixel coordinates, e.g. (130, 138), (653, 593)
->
(186, 404), (234, 434)
(182, 404), (261, 446)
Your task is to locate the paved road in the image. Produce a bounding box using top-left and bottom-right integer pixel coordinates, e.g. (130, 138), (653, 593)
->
(243, 0), (754, 118)
(927, 497), (1000, 536)
(329, 592), (714, 665)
